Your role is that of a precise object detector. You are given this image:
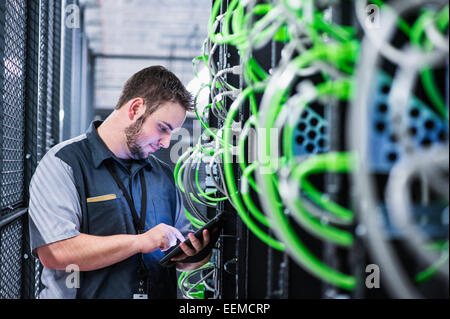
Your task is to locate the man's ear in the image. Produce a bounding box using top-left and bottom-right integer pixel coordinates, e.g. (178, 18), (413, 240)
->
(127, 98), (146, 121)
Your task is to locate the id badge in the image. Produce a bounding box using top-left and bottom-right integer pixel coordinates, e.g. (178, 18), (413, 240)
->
(133, 293), (148, 299)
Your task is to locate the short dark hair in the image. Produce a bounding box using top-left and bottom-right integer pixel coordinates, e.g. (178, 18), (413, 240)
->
(115, 65), (193, 115)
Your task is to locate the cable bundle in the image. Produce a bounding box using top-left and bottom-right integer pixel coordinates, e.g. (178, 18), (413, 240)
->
(350, 0), (449, 298)
(178, 0), (449, 298)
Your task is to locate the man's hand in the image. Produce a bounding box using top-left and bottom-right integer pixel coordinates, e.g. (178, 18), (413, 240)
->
(171, 229), (210, 261)
(172, 229), (216, 271)
(138, 223), (185, 253)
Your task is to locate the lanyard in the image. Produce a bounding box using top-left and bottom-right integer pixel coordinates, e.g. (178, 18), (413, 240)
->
(105, 161), (147, 234)
(105, 160), (149, 296)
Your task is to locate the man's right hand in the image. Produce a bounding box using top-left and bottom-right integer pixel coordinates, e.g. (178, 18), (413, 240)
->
(138, 223), (185, 253)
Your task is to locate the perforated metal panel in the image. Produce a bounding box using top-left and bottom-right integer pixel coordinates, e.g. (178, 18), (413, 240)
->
(45, 0), (55, 150)
(0, 0), (62, 299)
(0, 0), (27, 212)
(0, 0), (31, 301)
(293, 107), (329, 155)
(51, 0), (61, 147)
(24, 0), (40, 183)
(37, 0), (49, 160)
(369, 71), (449, 172)
(62, 0), (74, 140)
(0, 218), (23, 299)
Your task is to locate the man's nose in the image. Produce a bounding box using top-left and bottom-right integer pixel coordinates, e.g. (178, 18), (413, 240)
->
(159, 134), (171, 149)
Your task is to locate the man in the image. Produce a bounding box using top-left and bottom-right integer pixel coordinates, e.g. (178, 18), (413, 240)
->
(28, 65), (211, 299)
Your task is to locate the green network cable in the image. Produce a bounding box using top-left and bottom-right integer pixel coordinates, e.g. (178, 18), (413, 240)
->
(290, 153), (356, 246)
(195, 0), (448, 294)
(192, 55), (209, 81)
(174, 147), (214, 227)
(241, 162), (271, 228)
(238, 114), (286, 207)
(363, 1), (448, 120)
(258, 84), (357, 290)
(182, 152), (221, 207)
(249, 14), (360, 286)
(194, 168), (228, 202)
(215, 1), (360, 288)
(415, 241), (449, 284)
(185, 208), (206, 229)
(281, 80), (354, 222)
(410, 5), (449, 120)
(211, 0), (282, 86)
(223, 86), (285, 251)
(174, 147), (194, 192)
(178, 262), (215, 299)
(238, 115), (260, 192)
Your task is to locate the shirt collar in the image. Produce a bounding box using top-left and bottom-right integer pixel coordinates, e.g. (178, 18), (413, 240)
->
(86, 120), (153, 170)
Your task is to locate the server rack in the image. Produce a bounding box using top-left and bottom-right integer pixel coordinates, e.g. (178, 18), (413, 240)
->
(178, 0), (449, 299)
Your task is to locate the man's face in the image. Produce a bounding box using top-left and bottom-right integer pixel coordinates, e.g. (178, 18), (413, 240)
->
(124, 101), (186, 160)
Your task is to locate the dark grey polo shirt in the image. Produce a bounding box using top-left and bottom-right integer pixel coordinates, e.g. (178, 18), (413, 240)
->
(28, 121), (191, 298)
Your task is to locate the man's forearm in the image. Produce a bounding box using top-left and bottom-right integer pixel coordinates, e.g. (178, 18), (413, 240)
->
(38, 233), (142, 271)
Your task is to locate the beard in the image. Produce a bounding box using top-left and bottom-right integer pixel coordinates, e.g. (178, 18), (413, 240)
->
(124, 115), (148, 160)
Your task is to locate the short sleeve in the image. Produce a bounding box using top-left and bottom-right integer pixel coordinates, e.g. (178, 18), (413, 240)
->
(28, 153), (82, 257)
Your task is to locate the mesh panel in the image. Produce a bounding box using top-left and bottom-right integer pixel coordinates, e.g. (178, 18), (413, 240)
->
(50, 0), (61, 147)
(24, 0), (40, 179)
(0, 218), (23, 299)
(37, 0), (48, 160)
(0, 0), (27, 212)
(0, 0), (61, 299)
(45, 0), (55, 151)
(0, 0), (29, 300)
(62, 0), (74, 140)
(20, 0), (62, 299)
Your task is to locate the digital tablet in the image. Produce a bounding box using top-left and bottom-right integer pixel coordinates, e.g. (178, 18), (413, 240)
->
(159, 212), (226, 267)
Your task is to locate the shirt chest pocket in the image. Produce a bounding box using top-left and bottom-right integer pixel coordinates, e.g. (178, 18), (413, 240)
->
(86, 193), (128, 236)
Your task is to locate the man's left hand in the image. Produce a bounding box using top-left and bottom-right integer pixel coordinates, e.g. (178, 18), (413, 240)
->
(170, 229), (211, 270)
